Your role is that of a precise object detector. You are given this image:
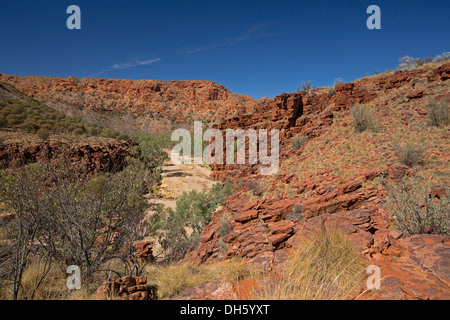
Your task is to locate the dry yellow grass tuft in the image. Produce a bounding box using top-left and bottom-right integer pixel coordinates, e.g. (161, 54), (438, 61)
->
(257, 229), (365, 300)
(144, 259), (262, 299)
(0, 260), (100, 300)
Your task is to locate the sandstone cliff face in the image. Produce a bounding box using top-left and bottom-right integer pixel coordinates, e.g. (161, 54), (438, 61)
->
(0, 74), (257, 133)
(0, 139), (136, 174)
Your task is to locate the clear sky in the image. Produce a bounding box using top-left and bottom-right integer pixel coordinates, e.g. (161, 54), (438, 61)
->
(0, 0), (449, 99)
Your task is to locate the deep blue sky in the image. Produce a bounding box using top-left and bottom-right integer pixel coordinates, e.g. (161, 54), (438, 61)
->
(0, 0), (449, 99)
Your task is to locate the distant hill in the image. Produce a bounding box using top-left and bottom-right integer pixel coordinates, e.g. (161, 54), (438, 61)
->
(0, 75), (257, 133)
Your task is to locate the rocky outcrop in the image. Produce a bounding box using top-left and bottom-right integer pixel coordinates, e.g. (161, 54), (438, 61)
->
(187, 168), (390, 271)
(97, 276), (154, 300)
(133, 240), (155, 262)
(369, 234), (450, 300)
(0, 139), (136, 173)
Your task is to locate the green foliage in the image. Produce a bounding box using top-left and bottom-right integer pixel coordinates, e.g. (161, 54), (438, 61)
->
(350, 103), (376, 132)
(0, 114), (6, 127)
(36, 128), (51, 140)
(0, 160), (151, 286)
(385, 180), (449, 236)
(333, 78), (344, 86)
(398, 56), (417, 71)
(134, 133), (171, 169)
(432, 52), (450, 63)
(415, 57), (433, 66)
(301, 81), (312, 92)
(290, 136), (308, 150)
(0, 98), (125, 140)
(156, 178), (234, 261)
(427, 98), (449, 127)
(72, 127), (85, 135)
(327, 87), (335, 97)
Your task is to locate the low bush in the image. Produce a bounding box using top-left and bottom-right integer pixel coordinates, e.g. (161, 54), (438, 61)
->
(432, 52), (450, 63)
(0, 160), (152, 299)
(301, 81), (312, 92)
(72, 127), (85, 135)
(385, 180), (449, 236)
(351, 104), (375, 132)
(327, 87), (335, 97)
(290, 136), (308, 150)
(0, 98), (124, 140)
(395, 143), (426, 168)
(333, 78), (344, 86)
(398, 56), (417, 71)
(134, 134), (170, 169)
(427, 98), (449, 127)
(36, 128), (51, 140)
(153, 179), (234, 261)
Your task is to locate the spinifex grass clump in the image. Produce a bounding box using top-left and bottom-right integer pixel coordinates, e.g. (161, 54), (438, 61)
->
(351, 103), (376, 132)
(259, 228), (365, 299)
(427, 97), (449, 127)
(290, 136), (308, 150)
(144, 259), (260, 299)
(395, 143), (426, 168)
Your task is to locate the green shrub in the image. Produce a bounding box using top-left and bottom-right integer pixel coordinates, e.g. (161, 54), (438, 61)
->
(351, 104), (375, 132)
(72, 128), (85, 136)
(40, 123), (54, 132)
(0, 160), (151, 295)
(327, 87), (335, 97)
(6, 114), (25, 126)
(396, 143), (425, 168)
(0, 115), (8, 128)
(101, 128), (115, 138)
(385, 181), (449, 236)
(301, 81), (312, 92)
(427, 98), (449, 127)
(157, 179), (234, 261)
(86, 125), (100, 136)
(19, 120), (40, 133)
(36, 128), (51, 140)
(117, 132), (130, 141)
(290, 136), (308, 150)
(398, 56), (417, 71)
(134, 134), (170, 169)
(432, 52), (450, 63)
(9, 105), (25, 115)
(333, 78), (344, 86)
